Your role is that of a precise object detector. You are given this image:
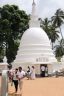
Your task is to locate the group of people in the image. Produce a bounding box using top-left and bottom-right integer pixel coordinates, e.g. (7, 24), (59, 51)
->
(8, 66), (35, 93)
(26, 66), (35, 80)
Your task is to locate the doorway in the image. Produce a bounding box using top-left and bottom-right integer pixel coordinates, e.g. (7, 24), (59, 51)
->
(40, 64), (48, 77)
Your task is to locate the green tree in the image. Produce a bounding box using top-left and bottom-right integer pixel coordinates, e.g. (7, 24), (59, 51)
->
(40, 18), (51, 38)
(0, 5), (29, 63)
(54, 39), (64, 61)
(49, 26), (59, 49)
(40, 18), (59, 49)
(51, 9), (64, 39)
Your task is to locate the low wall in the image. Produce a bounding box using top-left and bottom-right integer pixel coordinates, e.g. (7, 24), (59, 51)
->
(52, 63), (64, 72)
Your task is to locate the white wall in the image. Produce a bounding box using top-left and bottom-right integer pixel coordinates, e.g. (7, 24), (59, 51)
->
(51, 62), (64, 72)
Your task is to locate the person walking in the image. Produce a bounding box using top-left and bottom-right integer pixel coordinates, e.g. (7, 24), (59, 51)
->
(31, 66), (35, 80)
(26, 66), (31, 80)
(13, 68), (18, 93)
(17, 67), (25, 93)
(45, 66), (48, 77)
(8, 67), (14, 86)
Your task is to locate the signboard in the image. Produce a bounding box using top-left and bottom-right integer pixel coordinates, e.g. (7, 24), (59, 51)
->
(36, 57), (49, 62)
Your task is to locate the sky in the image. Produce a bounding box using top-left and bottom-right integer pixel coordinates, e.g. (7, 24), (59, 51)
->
(0, 0), (64, 19)
(0, 0), (64, 36)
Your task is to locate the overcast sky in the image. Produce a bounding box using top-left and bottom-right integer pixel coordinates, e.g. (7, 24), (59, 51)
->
(0, 0), (64, 36)
(0, 0), (64, 19)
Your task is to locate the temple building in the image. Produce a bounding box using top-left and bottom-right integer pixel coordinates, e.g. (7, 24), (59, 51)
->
(12, 0), (57, 75)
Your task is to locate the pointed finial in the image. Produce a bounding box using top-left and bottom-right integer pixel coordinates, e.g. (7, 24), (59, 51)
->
(33, 0), (34, 3)
(29, 0), (40, 27)
(33, 0), (35, 4)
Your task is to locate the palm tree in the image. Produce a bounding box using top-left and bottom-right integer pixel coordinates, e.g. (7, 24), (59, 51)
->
(49, 26), (59, 49)
(54, 39), (64, 61)
(40, 18), (50, 38)
(51, 9), (64, 39)
(40, 18), (59, 49)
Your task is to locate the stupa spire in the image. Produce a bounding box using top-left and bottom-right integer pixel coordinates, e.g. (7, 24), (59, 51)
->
(29, 0), (40, 27)
(33, 0), (35, 4)
(32, 0), (36, 18)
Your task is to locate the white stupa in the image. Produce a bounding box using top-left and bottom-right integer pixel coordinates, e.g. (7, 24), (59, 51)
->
(13, 0), (57, 74)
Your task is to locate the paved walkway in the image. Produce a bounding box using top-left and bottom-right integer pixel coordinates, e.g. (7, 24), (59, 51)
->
(1, 76), (64, 96)
(8, 77), (64, 96)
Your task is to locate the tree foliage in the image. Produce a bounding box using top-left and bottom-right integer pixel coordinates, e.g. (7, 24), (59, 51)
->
(40, 8), (64, 59)
(51, 9), (64, 39)
(40, 18), (59, 49)
(54, 39), (64, 61)
(0, 5), (29, 63)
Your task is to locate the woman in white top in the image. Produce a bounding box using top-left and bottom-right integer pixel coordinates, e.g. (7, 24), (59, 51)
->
(31, 66), (35, 80)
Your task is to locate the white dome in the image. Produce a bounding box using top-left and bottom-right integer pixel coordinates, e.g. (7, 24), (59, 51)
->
(21, 27), (50, 45)
(13, 27), (57, 66)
